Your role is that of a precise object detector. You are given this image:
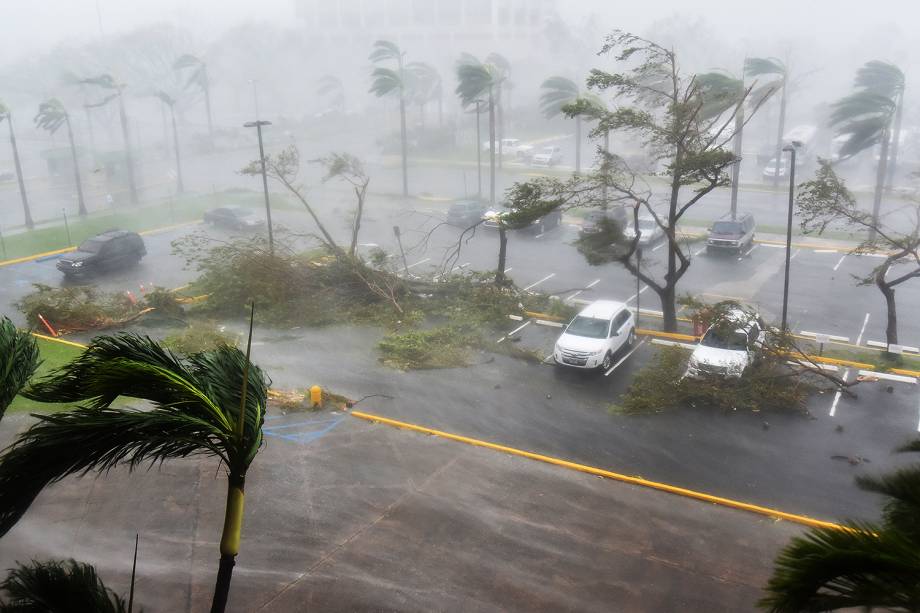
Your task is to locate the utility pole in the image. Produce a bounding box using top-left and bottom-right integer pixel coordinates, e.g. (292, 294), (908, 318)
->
(244, 120), (274, 255)
(780, 143), (798, 331)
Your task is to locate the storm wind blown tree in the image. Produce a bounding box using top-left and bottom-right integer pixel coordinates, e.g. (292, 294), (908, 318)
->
(744, 57), (788, 188)
(829, 62), (903, 241)
(455, 54), (503, 204)
(34, 98), (88, 216)
(81, 74), (139, 205)
(486, 52), (511, 168)
(369, 40), (409, 197)
(0, 331), (269, 613)
(797, 160), (920, 346)
(540, 76), (606, 175)
(760, 439), (920, 612)
(0, 101), (33, 228)
(856, 61), (906, 191)
(153, 91), (184, 194)
(173, 53), (214, 142)
(406, 62), (442, 128)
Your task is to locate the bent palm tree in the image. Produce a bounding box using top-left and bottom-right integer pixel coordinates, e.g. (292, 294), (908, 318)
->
(0, 559), (127, 612)
(760, 440), (920, 611)
(456, 55), (502, 204)
(486, 53), (511, 168)
(406, 62), (442, 128)
(0, 332), (269, 613)
(34, 98), (88, 216)
(81, 74), (138, 205)
(369, 40), (409, 197)
(153, 91), (184, 194)
(830, 80), (898, 241)
(745, 57), (788, 188)
(0, 316), (39, 419)
(0, 101), (33, 228)
(541, 76), (605, 175)
(316, 74), (345, 112)
(174, 54), (213, 142)
(855, 60), (906, 191)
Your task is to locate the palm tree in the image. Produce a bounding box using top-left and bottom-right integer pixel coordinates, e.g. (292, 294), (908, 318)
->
(456, 54), (503, 204)
(316, 74), (345, 112)
(540, 76), (603, 175)
(406, 62), (442, 128)
(0, 330), (269, 613)
(855, 60), (906, 192)
(34, 98), (88, 217)
(760, 440), (920, 611)
(153, 91), (184, 194)
(0, 559), (128, 612)
(744, 57), (788, 188)
(486, 53), (511, 169)
(0, 101), (33, 228)
(81, 74), (139, 205)
(830, 63), (903, 242)
(174, 54), (214, 142)
(0, 316), (39, 420)
(369, 40), (409, 197)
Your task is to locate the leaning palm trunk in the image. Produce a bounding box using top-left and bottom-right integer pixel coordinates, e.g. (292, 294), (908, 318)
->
(885, 93), (903, 193)
(168, 104), (184, 194)
(772, 85), (787, 188)
(64, 116), (87, 216)
(870, 129), (890, 243)
(7, 118), (33, 228)
(399, 94), (408, 197)
(730, 106), (744, 220)
(117, 94), (139, 205)
(488, 87), (496, 204)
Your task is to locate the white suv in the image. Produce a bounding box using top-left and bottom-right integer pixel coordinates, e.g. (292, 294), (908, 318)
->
(685, 305), (766, 379)
(554, 300), (636, 371)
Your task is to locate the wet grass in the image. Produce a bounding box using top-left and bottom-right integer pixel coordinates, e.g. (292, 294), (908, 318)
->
(7, 336), (83, 414)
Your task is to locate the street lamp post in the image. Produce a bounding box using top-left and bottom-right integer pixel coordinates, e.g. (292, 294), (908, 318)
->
(247, 79), (260, 119)
(780, 142), (799, 331)
(244, 120), (274, 255)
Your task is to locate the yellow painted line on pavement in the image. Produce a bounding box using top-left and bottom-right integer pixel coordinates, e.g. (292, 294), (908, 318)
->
(638, 328), (699, 342)
(30, 332), (87, 349)
(350, 410), (844, 531)
(0, 246), (76, 267)
(416, 194), (453, 202)
(137, 219), (202, 236)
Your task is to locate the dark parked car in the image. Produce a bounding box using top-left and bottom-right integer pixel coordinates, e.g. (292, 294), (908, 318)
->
(580, 207), (628, 237)
(57, 230), (146, 277)
(706, 213), (756, 254)
(203, 206), (265, 231)
(446, 199), (489, 227)
(483, 207), (563, 234)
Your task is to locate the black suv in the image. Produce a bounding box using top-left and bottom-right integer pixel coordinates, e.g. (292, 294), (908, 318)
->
(57, 230), (147, 277)
(706, 213), (755, 255)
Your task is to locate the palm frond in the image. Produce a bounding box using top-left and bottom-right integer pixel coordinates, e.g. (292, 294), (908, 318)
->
(0, 317), (40, 419)
(856, 465), (920, 538)
(0, 559), (127, 612)
(455, 62), (497, 107)
(173, 53), (203, 70)
(760, 522), (920, 612)
(368, 67), (402, 98)
(855, 60), (905, 99)
(153, 91), (175, 107)
(33, 99), (68, 135)
(316, 74), (343, 96)
(80, 74), (119, 90)
(694, 72), (743, 121)
(369, 40), (401, 63)
(485, 52), (511, 77)
(539, 76), (578, 118)
(744, 57), (786, 79)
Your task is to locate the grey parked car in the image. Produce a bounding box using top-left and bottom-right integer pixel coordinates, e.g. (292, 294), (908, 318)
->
(446, 199), (489, 227)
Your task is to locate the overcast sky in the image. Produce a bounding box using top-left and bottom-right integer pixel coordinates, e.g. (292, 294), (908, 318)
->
(2, 0), (915, 66)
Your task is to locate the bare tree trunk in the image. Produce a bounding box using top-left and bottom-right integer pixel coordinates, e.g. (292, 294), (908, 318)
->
(349, 182), (368, 257)
(84, 106), (97, 165)
(495, 226), (507, 285)
(662, 165), (683, 332)
(870, 129), (890, 243)
(169, 104), (184, 194)
(7, 118), (33, 228)
(885, 93), (903, 193)
(118, 93), (139, 204)
(772, 83), (787, 188)
(877, 266), (898, 346)
(64, 116), (87, 216)
(489, 87), (496, 204)
(399, 93), (408, 197)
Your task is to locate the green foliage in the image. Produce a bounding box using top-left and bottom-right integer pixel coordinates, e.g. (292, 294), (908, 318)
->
(0, 559), (127, 612)
(796, 159), (859, 235)
(539, 76), (579, 118)
(163, 323), (238, 354)
(454, 59), (500, 107)
(16, 284), (137, 332)
(574, 218), (624, 265)
(33, 98), (68, 135)
(830, 86), (897, 159)
(855, 60), (905, 99)
(378, 326), (477, 370)
(0, 317), (40, 419)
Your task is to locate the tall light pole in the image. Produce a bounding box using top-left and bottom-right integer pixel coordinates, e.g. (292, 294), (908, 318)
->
(780, 142), (799, 331)
(247, 79), (260, 119)
(244, 120), (274, 255)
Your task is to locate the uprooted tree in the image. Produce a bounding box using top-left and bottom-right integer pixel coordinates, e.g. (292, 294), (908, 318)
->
(507, 30), (771, 331)
(797, 160), (920, 347)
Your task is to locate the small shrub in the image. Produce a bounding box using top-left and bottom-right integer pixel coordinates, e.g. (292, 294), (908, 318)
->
(163, 323), (238, 354)
(378, 326), (477, 370)
(16, 284), (136, 332)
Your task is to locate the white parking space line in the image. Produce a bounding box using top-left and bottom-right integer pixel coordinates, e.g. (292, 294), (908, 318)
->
(652, 242), (665, 251)
(626, 285), (649, 303)
(505, 267), (513, 273)
(829, 369), (851, 417)
(855, 313), (870, 346)
(534, 319), (564, 328)
(605, 339), (647, 376)
(566, 278), (600, 302)
(814, 249), (838, 254)
(790, 249), (801, 260)
(760, 243), (785, 249)
(737, 244), (758, 260)
(800, 331), (850, 343)
(523, 273), (555, 292)
(833, 255), (847, 271)
(497, 320), (531, 343)
(692, 246), (706, 257)
(405, 257), (430, 269)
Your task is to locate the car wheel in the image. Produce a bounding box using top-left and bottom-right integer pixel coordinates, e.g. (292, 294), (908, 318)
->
(601, 351), (612, 371)
(627, 328), (636, 347)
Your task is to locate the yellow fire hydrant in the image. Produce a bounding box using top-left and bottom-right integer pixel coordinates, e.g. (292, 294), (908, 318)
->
(309, 385), (323, 408)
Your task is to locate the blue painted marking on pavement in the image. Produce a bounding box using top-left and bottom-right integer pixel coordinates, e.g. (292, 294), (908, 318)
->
(263, 415), (346, 445)
(262, 418), (340, 431)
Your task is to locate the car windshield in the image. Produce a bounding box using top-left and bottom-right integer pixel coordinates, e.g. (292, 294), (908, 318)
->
(711, 221), (742, 234)
(78, 239), (106, 253)
(701, 328), (748, 350)
(565, 316), (608, 339)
